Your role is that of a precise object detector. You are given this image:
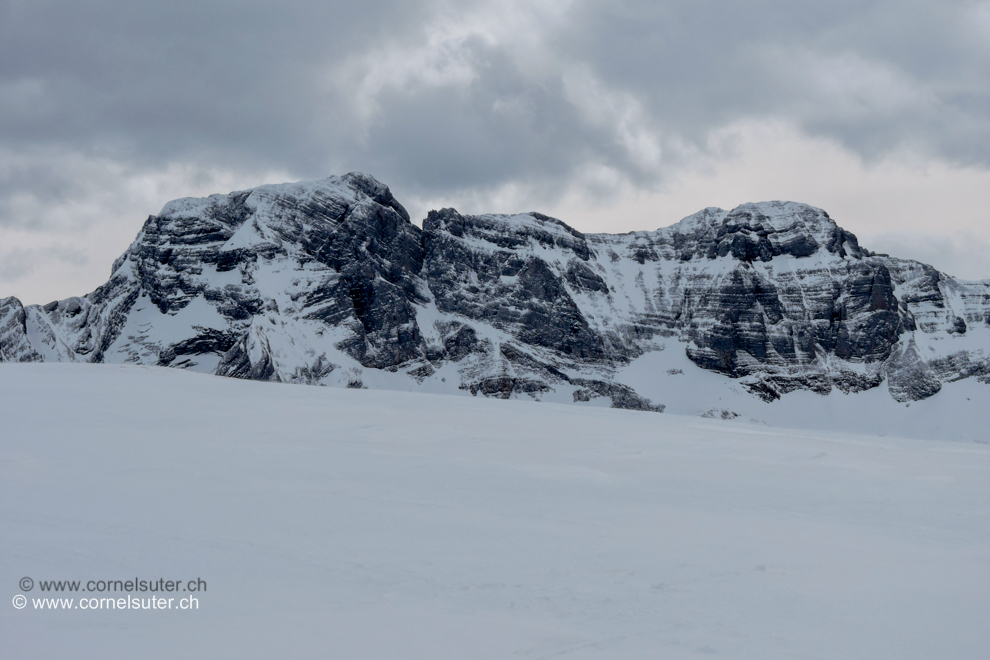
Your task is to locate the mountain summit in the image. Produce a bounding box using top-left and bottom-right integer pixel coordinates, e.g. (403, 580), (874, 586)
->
(2, 173), (988, 415)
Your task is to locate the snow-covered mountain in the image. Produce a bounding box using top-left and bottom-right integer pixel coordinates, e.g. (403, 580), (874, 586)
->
(2, 172), (989, 415)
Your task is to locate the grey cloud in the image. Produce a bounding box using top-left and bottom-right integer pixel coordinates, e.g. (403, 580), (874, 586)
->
(0, 0), (988, 216)
(0, 244), (88, 282)
(0, 0), (426, 167)
(554, 0), (990, 165)
(357, 47), (644, 192)
(864, 231), (990, 282)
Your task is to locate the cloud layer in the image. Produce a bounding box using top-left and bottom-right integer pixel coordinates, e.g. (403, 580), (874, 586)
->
(2, 0), (989, 301)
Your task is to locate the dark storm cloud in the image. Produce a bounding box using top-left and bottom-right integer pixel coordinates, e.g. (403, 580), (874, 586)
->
(357, 44), (640, 191)
(0, 0), (425, 165)
(554, 0), (990, 165)
(0, 0), (988, 209)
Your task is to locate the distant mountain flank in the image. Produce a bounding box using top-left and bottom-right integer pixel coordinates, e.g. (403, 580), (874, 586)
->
(2, 172), (989, 412)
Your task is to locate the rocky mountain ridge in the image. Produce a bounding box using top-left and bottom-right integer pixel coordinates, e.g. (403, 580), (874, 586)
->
(2, 173), (988, 412)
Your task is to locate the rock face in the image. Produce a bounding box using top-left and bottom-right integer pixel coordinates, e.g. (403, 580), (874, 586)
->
(2, 173), (989, 410)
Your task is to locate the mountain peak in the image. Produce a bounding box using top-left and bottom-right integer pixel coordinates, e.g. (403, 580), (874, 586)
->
(3, 173), (987, 412)
(671, 200), (834, 234)
(662, 200), (865, 261)
(156, 172), (410, 225)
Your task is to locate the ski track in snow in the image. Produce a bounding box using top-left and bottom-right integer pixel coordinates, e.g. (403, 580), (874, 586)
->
(1, 363), (988, 659)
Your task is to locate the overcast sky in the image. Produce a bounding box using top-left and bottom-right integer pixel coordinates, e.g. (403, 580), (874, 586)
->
(2, 0), (989, 303)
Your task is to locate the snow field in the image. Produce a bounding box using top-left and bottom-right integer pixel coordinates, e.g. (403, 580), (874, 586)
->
(1, 363), (988, 659)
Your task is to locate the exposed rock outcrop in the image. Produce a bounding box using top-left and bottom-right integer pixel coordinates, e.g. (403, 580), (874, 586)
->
(2, 174), (988, 411)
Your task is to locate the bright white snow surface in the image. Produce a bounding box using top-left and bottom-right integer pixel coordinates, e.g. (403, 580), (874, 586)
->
(2, 364), (989, 659)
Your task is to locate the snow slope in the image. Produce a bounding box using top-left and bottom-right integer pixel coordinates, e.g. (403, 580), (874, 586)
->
(2, 364), (988, 659)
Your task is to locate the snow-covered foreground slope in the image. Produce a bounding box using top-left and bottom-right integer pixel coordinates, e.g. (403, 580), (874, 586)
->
(2, 364), (989, 659)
